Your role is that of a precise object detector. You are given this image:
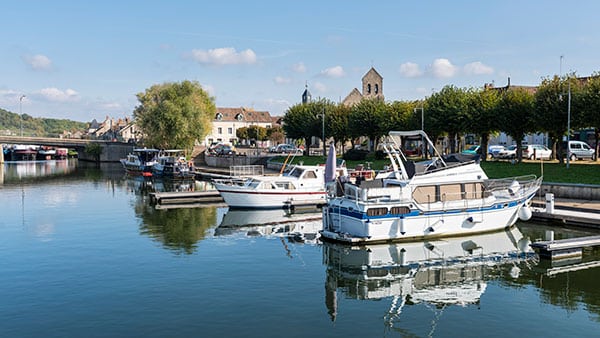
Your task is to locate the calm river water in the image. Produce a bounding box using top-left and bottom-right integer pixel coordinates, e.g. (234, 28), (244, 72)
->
(2, 160), (600, 337)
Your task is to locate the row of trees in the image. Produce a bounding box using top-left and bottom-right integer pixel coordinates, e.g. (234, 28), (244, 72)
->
(0, 108), (87, 137)
(283, 73), (600, 163)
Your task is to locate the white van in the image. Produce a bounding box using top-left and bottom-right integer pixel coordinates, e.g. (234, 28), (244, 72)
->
(564, 140), (596, 161)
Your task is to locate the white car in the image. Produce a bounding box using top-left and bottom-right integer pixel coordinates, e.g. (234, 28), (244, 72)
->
(488, 145), (505, 158)
(522, 144), (552, 160)
(497, 145), (518, 159)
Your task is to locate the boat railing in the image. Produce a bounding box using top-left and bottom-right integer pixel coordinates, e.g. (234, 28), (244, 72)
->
(230, 165), (264, 177)
(485, 175), (542, 199)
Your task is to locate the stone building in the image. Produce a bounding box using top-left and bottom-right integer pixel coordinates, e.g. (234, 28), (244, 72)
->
(342, 67), (384, 106)
(204, 107), (273, 146)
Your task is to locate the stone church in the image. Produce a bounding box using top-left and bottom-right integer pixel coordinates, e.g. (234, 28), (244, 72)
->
(342, 67), (384, 106)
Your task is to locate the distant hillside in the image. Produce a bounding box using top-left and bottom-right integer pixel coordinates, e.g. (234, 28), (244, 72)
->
(0, 108), (88, 137)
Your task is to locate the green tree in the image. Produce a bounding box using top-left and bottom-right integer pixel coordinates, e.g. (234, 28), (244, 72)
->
(466, 88), (500, 160)
(267, 126), (285, 145)
(427, 85), (470, 153)
(578, 73), (600, 161)
(283, 98), (335, 155)
(133, 80), (215, 151)
(328, 103), (351, 154)
(497, 87), (536, 162)
(349, 98), (389, 151)
(535, 74), (583, 163)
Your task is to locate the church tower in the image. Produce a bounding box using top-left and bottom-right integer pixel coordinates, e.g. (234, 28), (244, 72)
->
(302, 82), (312, 104)
(362, 67), (384, 100)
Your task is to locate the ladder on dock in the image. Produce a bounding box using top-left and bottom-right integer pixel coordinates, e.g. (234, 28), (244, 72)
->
(530, 235), (600, 259)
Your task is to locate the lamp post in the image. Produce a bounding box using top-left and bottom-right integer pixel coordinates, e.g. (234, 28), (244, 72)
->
(19, 95), (26, 137)
(566, 81), (571, 169)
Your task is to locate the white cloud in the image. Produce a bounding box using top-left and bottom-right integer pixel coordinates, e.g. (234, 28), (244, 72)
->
(274, 76), (291, 84)
(38, 88), (79, 102)
(463, 61), (494, 75)
(399, 62), (423, 78)
(313, 81), (327, 92)
(189, 47), (257, 65)
(292, 62), (306, 73)
(100, 102), (122, 110)
(431, 58), (457, 78)
(320, 65), (345, 78)
(201, 84), (215, 96)
(23, 54), (52, 71)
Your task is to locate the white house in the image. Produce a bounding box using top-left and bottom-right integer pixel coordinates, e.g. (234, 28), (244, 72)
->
(204, 107), (274, 146)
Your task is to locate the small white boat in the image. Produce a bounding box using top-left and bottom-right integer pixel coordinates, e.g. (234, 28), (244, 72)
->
(152, 150), (195, 180)
(120, 148), (160, 177)
(321, 130), (542, 244)
(323, 227), (535, 323)
(213, 161), (347, 209)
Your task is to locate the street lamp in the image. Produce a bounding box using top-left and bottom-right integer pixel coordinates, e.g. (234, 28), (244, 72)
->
(559, 80), (571, 169)
(19, 95), (26, 137)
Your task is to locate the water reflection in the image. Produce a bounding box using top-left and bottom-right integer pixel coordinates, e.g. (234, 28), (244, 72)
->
(323, 227), (536, 327)
(1, 159), (78, 184)
(215, 208), (322, 243)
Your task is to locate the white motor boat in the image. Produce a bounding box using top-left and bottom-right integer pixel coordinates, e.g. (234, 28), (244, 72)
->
(213, 164), (345, 209)
(120, 148), (160, 177)
(321, 130), (542, 244)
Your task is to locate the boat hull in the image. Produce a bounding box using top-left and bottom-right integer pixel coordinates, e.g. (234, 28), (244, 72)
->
(321, 192), (537, 244)
(214, 184), (327, 209)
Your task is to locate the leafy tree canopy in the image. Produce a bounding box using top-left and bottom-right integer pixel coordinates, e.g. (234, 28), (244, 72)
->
(133, 80), (215, 151)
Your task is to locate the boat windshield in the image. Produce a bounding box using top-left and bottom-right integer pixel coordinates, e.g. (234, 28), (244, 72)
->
(286, 167), (303, 178)
(244, 178), (262, 189)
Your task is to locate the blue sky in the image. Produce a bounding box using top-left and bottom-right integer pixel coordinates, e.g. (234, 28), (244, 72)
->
(2, 1), (600, 122)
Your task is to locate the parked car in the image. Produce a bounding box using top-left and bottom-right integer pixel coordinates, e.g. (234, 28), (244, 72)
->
(270, 144), (302, 154)
(462, 145), (481, 155)
(488, 145), (505, 158)
(497, 145), (518, 159)
(522, 144), (552, 160)
(562, 140), (596, 161)
(210, 143), (236, 156)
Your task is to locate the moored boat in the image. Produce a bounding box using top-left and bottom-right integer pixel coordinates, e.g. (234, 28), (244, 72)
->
(152, 150), (195, 180)
(321, 130), (542, 244)
(213, 162), (347, 209)
(120, 148), (160, 177)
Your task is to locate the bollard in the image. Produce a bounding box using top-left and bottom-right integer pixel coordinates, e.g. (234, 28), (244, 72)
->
(545, 193), (554, 214)
(545, 230), (554, 241)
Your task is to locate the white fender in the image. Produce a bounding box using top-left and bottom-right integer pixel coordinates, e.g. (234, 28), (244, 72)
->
(518, 205), (532, 221)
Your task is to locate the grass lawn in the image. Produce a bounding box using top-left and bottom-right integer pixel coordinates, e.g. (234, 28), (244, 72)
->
(274, 155), (599, 185)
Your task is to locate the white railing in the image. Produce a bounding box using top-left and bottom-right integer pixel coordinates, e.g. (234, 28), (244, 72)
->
(229, 165), (263, 177)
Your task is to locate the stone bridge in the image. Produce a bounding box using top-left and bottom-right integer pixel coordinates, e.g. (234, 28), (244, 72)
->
(0, 136), (132, 162)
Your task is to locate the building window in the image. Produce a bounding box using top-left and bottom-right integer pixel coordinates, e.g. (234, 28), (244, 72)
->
(216, 113), (223, 121)
(236, 114), (244, 121)
(367, 84), (371, 94)
(375, 84), (379, 94)
(228, 127), (233, 134)
(218, 127), (222, 134)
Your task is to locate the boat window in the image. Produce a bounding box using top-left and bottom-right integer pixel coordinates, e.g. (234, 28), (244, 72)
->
(390, 206), (410, 214)
(463, 182), (484, 199)
(288, 168), (303, 178)
(413, 185), (437, 204)
(440, 184), (462, 201)
(245, 179), (261, 188)
(303, 170), (317, 179)
(367, 207), (388, 216)
(274, 181), (294, 189)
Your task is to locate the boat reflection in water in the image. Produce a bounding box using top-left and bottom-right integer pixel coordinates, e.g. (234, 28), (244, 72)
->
(215, 208), (323, 243)
(323, 227), (537, 326)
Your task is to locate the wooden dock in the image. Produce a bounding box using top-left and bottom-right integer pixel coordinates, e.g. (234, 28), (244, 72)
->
(149, 190), (224, 206)
(530, 235), (600, 259)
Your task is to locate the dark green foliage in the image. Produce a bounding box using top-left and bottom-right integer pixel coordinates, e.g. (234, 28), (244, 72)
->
(343, 149), (369, 161)
(0, 108), (87, 136)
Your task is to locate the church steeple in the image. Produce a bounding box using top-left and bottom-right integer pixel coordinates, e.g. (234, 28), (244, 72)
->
(302, 82), (312, 104)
